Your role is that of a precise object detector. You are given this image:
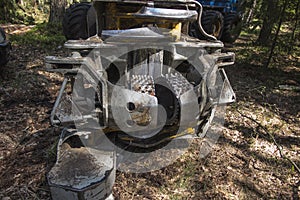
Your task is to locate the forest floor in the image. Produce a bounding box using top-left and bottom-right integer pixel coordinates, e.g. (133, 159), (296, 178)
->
(0, 25), (299, 200)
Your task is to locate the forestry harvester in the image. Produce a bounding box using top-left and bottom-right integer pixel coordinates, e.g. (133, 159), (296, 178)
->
(45, 0), (236, 199)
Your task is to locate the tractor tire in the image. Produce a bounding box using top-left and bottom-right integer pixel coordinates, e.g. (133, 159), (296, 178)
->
(201, 10), (224, 40)
(0, 28), (10, 66)
(221, 13), (242, 43)
(188, 21), (202, 39)
(62, 3), (96, 40)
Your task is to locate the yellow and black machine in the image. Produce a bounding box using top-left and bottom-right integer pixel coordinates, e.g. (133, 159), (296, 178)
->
(45, 0), (235, 199)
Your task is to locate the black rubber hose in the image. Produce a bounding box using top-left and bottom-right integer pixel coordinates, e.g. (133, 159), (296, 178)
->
(192, 0), (217, 41)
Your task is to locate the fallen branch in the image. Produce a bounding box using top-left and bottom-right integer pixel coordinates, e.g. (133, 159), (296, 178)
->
(236, 109), (300, 174)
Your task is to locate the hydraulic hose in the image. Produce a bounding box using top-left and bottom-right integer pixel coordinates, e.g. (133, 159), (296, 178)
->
(192, 0), (217, 41)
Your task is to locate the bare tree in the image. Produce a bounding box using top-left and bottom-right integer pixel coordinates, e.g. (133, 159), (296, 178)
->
(257, 0), (280, 45)
(245, 0), (257, 25)
(289, 0), (299, 52)
(265, 0), (289, 67)
(0, 0), (16, 22)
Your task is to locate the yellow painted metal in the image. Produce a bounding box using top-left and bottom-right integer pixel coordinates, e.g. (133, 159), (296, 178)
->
(95, 1), (186, 37)
(169, 22), (182, 41)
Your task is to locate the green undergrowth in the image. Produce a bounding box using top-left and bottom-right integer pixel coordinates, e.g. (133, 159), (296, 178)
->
(230, 30), (299, 69)
(10, 23), (66, 51)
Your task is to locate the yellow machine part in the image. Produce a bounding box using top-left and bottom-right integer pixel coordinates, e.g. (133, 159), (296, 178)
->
(94, 2), (183, 41)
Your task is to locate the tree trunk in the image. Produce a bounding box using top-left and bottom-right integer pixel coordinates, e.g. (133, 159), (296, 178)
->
(246, 0), (257, 25)
(265, 0), (289, 67)
(49, 0), (67, 23)
(0, 0), (16, 22)
(288, 0), (299, 53)
(257, 0), (279, 45)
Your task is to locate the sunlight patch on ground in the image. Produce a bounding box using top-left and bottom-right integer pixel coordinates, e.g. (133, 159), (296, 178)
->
(1, 24), (35, 35)
(250, 139), (280, 157)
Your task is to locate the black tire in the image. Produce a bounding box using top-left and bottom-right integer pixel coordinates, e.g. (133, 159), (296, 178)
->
(188, 21), (202, 39)
(201, 10), (224, 39)
(0, 28), (10, 66)
(221, 13), (242, 43)
(62, 3), (97, 40)
(0, 28), (6, 41)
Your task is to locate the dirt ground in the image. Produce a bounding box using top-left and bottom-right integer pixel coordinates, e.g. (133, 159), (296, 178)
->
(0, 27), (299, 199)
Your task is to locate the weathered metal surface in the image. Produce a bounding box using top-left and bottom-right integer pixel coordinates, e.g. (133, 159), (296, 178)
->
(131, 75), (155, 95)
(132, 7), (198, 20)
(46, 0), (237, 198)
(47, 45), (235, 131)
(50, 78), (69, 125)
(93, 0), (197, 3)
(48, 130), (116, 200)
(48, 147), (114, 189)
(109, 84), (159, 137)
(103, 27), (173, 42)
(217, 68), (236, 105)
(62, 39), (224, 50)
(45, 56), (85, 65)
(212, 52), (235, 67)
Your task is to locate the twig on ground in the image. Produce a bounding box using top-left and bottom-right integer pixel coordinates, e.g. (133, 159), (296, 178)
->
(236, 109), (300, 174)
